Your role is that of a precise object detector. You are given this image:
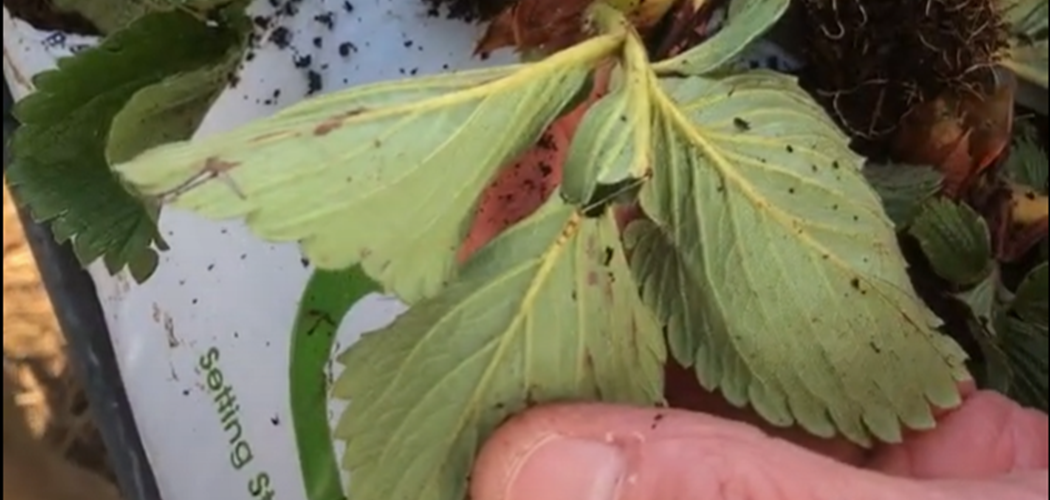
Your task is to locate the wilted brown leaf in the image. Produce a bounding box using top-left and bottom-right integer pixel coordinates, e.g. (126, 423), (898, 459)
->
(475, 0), (594, 55)
(474, 0), (676, 55)
(893, 72), (1016, 198)
(652, 0), (717, 59)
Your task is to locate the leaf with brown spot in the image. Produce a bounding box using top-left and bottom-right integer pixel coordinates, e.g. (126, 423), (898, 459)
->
(113, 34), (622, 303)
(995, 182), (1049, 261)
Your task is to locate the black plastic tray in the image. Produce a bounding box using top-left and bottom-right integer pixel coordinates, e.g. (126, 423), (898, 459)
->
(4, 80), (162, 500)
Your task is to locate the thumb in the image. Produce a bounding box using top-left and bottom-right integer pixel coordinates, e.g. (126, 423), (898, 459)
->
(471, 403), (1048, 500)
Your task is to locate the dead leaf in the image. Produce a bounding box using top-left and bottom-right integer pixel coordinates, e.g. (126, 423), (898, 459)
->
(960, 71), (1016, 183)
(475, 0), (676, 55)
(474, 7), (518, 55)
(653, 0), (719, 59)
(475, 0), (594, 55)
(893, 73), (1016, 198)
(628, 0), (678, 28)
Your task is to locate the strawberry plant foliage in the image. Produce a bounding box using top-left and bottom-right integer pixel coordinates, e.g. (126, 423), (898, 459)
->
(332, 200), (664, 500)
(114, 36), (617, 302)
(7, 9), (249, 282)
(628, 72), (968, 445)
(863, 163), (945, 228)
(651, 0), (790, 76)
(998, 0), (1049, 89)
(110, 1), (971, 498)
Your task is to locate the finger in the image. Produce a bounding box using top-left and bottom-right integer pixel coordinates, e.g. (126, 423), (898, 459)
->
(664, 360), (980, 465)
(471, 403), (1048, 500)
(663, 360), (869, 464)
(868, 391), (1049, 479)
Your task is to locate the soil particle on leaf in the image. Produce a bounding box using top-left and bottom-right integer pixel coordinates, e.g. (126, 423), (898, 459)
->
(3, 0), (101, 35)
(796, 0), (1010, 158)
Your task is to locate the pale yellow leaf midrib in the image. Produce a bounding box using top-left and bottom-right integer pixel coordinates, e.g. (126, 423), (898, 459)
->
(382, 212), (584, 492)
(327, 34), (624, 127)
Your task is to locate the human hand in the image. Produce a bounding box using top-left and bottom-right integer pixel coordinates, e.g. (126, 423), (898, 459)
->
(470, 389), (1048, 500)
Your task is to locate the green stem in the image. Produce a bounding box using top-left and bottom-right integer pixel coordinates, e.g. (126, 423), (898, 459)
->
(289, 267), (379, 500)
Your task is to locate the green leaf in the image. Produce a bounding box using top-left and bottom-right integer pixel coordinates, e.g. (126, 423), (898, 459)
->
(651, 0), (790, 76)
(862, 163), (945, 228)
(1004, 130), (1049, 193)
(976, 337), (1014, 395)
(631, 70), (969, 446)
(331, 199), (665, 500)
(958, 273), (998, 330)
(112, 34), (623, 302)
(52, 0), (149, 33)
(958, 274), (1008, 392)
(7, 11), (246, 282)
(106, 11), (250, 164)
(561, 34), (652, 204)
(908, 198), (993, 287)
(1013, 262), (1048, 328)
(999, 316), (1049, 411)
(52, 0), (241, 32)
(998, 0), (1049, 88)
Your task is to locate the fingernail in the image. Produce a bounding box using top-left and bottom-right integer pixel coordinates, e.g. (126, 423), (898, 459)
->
(511, 437), (625, 500)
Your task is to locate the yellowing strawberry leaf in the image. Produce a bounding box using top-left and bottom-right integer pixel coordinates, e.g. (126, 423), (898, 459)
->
(331, 199), (664, 500)
(630, 70), (969, 446)
(651, 0), (790, 76)
(112, 34), (624, 303)
(909, 198), (993, 287)
(863, 163), (945, 228)
(562, 35), (652, 203)
(998, 0), (1049, 88)
(7, 11), (247, 283)
(1005, 41), (1049, 89)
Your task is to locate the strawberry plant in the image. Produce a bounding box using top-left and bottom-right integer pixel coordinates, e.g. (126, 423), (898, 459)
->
(5, 0), (1046, 499)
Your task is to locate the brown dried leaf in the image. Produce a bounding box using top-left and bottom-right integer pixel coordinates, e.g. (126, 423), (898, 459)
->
(474, 0), (594, 55)
(475, 7), (518, 55)
(475, 0), (676, 55)
(893, 74), (1016, 198)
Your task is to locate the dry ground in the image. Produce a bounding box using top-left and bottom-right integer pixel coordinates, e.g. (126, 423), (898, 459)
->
(3, 183), (121, 498)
